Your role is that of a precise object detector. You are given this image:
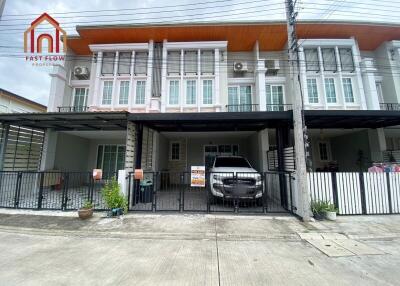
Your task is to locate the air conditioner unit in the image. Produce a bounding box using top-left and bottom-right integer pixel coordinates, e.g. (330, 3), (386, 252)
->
(74, 66), (90, 80)
(265, 59), (280, 76)
(233, 61), (248, 72)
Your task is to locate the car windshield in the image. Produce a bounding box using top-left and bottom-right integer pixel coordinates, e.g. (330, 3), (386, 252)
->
(214, 157), (251, 168)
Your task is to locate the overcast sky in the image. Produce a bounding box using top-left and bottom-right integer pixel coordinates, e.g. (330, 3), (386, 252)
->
(0, 0), (399, 105)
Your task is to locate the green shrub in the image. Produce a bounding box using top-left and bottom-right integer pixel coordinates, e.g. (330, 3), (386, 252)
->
(324, 203), (338, 213)
(311, 200), (337, 214)
(101, 178), (128, 214)
(82, 200), (93, 209)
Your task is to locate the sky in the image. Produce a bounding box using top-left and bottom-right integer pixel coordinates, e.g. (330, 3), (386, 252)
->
(0, 0), (399, 106)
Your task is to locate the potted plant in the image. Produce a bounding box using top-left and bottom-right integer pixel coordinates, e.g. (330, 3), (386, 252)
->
(78, 200), (94, 220)
(101, 178), (128, 217)
(311, 200), (327, 221)
(324, 203), (338, 221)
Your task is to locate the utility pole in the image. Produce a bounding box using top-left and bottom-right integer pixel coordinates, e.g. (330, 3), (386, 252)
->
(284, 0), (311, 220)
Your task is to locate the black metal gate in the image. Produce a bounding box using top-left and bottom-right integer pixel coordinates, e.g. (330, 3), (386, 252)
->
(128, 171), (294, 214)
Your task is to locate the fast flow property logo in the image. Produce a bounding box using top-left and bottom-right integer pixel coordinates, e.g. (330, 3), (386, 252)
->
(24, 13), (67, 66)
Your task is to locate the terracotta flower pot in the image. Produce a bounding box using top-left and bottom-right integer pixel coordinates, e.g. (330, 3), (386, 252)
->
(78, 208), (94, 219)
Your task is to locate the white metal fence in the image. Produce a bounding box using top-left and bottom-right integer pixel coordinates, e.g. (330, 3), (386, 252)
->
(308, 172), (400, 215)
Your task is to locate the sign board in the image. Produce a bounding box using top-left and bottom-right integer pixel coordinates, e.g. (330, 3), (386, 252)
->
(93, 169), (102, 180)
(191, 166), (206, 187)
(134, 169), (144, 180)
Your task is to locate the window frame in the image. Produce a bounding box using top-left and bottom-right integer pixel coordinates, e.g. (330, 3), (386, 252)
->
(304, 48), (320, 72)
(95, 144), (126, 174)
(134, 80), (147, 105)
(321, 48), (337, 72)
(342, 77), (355, 103)
(117, 51), (132, 75)
(324, 78), (337, 104)
(339, 48), (355, 73)
(306, 78), (319, 104)
(227, 85), (253, 111)
(168, 79), (180, 106)
(118, 80), (130, 105)
(202, 79), (214, 105)
(72, 87), (89, 108)
(101, 80), (113, 106)
(265, 84), (285, 111)
(101, 52), (116, 75)
(185, 79), (197, 105)
(170, 141), (181, 161)
(184, 50), (198, 75)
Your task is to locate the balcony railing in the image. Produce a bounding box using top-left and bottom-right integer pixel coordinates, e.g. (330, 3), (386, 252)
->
(266, 104), (293, 111)
(57, 106), (89, 112)
(380, 103), (400, 111)
(226, 104), (259, 112)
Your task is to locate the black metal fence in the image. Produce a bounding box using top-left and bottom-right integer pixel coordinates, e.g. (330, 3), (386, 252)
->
(128, 171), (295, 214)
(0, 171), (117, 211)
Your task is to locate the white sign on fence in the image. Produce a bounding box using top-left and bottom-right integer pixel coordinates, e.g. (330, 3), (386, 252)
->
(190, 166), (206, 187)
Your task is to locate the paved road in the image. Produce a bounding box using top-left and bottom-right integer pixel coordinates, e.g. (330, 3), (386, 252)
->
(0, 212), (399, 285)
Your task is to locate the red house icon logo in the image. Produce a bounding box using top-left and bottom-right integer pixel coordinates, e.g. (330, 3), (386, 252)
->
(24, 13), (67, 53)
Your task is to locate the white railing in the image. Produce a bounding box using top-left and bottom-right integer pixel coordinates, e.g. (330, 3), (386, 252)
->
(308, 172), (400, 215)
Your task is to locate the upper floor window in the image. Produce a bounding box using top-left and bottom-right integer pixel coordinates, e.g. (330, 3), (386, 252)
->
(228, 85), (252, 111)
(119, 81), (129, 105)
(201, 50), (214, 75)
(322, 48), (337, 72)
(342, 78), (354, 103)
(186, 80), (196, 105)
(339, 48), (355, 72)
(167, 51), (181, 75)
(134, 52), (148, 75)
(324, 78), (336, 103)
(135, 81), (146, 105)
(118, 52), (132, 75)
(304, 48), (319, 72)
(203, 80), (213, 105)
(101, 52), (115, 75)
(102, 81), (113, 105)
(184, 51), (198, 75)
(266, 84), (284, 111)
(169, 80), (180, 105)
(307, 78), (319, 104)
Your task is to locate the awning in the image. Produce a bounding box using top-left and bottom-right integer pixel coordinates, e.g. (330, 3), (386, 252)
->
(0, 110), (399, 131)
(0, 112), (128, 131)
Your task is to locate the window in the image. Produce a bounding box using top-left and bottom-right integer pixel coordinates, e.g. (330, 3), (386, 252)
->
(322, 48), (337, 72)
(169, 80), (180, 105)
(266, 84), (284, 111)
(170, 142), (180, 160)
(167, 51), (181, 75)
(203, 80), (213, 104)
(102, 81), (113, 105)
(186, 80), (196, 105)
(73, 88), (88, 110)
(201, 50), (214, 74)
(342, 78), (354, 103)
(339, 48), (354, 72)
(318, 142), (329, 161)
(307, 79), (319, 104)
(101, 52), (115, 75)
(96, 145), (126, 178)
(184, 51), (198, 74)
(228, 85), (252, 111)
(304, 48), (319, 71)
(324, 78), (336, 103)
(118, 52), (131, 75)
(134, 52), (148, 75)
(135, 81), (146, 104)
(119, 81), (129, 105)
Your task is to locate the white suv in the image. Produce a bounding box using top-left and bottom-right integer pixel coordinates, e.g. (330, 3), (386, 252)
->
(209, 156), (263, 200)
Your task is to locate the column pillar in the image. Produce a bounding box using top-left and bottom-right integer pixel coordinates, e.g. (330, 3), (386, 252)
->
(361, 58), (380, 110)
(40, 129), (58, 171)
(0, 124), (9, 170)
(124, 121), (137, 174)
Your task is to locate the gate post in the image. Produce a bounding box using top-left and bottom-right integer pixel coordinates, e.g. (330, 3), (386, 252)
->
(276, 126), (289, 208)
(179, 173), (184, 212)
(14, 171), (22, 208)
(359, 172), (367, 215)
(37, 172), (44, 209)
(386, 172), (393, 214)
(152, 172), (157, 212)
(331, 172), (339, 210)
(61, 173), (69, 210)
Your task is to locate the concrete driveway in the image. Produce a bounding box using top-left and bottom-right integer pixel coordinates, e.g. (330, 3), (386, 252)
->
(0, 211), (399, 286)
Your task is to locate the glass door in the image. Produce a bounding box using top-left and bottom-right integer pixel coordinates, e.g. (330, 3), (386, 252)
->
(228, 85), (252, 111)
(96, 145), (126, 179)
(73, 88), (88, 112)
(266, 85), (284, 111)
